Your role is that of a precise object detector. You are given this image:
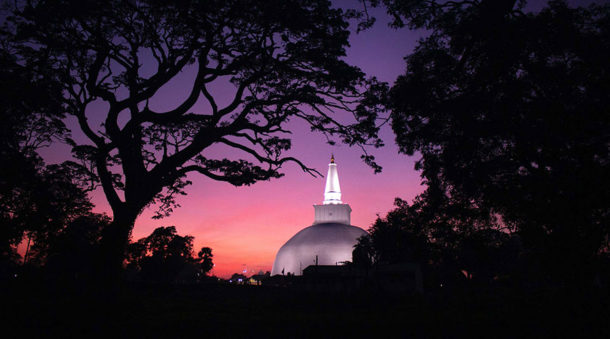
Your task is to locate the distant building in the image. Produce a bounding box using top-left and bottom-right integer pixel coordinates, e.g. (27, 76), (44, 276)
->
(271, 155), (367, 276)
(228, 273), (247, 284)
(249, 271), (271, 285)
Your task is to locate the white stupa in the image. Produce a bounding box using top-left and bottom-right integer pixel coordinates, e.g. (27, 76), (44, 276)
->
(271, 155), (367, 276)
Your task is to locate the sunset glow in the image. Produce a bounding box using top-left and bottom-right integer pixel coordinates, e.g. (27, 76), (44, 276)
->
(28, 6), (416, 278)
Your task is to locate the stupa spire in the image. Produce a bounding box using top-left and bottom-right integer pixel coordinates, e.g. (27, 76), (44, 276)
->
(323, 154), (342, 204)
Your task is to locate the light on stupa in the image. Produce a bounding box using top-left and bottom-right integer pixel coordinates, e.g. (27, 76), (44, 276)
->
(271, 155), (367, 276)
(323, 154), (342, 204)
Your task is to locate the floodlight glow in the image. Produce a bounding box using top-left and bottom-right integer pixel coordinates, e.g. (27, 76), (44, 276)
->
(271, 155), (367, 276)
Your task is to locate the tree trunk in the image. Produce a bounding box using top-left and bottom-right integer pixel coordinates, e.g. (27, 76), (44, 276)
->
(97, 209), (138, 287)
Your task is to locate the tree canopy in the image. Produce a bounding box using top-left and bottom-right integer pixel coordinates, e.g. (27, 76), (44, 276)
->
(0, 154), (94, 265)
(354, 187), (521, 288)
(368, 0), (610, 280)
(125, 226), (213, 283)
(3, 0), (387, 272)
(0, 23), (75, 263)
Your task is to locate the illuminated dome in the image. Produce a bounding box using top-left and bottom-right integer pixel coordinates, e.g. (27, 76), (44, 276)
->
(271, 156), (367, 276)
(271, 222), (366, 275)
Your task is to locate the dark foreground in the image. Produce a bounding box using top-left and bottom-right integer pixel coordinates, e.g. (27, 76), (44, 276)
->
(3, 279), (609, 338)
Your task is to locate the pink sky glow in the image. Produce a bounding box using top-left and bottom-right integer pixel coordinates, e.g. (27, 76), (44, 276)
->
(128, 6), (420, 278)
(36, 5), (421, 278)
(35, 0), (602, 278)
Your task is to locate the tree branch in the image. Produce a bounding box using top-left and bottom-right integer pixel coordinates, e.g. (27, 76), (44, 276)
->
(218, 137), (321, 177)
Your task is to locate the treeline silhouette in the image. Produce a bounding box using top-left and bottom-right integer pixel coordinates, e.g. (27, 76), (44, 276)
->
(125, 226), (214, 284)
(0, 113), (213, 285)
(352, 0), (610, 290)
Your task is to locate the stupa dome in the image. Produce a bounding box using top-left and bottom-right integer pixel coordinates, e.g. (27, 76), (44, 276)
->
(271, 222), (366, 275)
(271, 156), (367, 276)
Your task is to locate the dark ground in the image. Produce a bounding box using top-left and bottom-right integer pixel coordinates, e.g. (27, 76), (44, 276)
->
(3, 278), (609, 338)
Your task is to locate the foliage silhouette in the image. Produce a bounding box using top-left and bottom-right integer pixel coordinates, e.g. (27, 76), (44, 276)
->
(355, 188), (522, 289)
(0, 155), (94, 267)
(197, 246), (214, 276)
(368, 0), (610, 283)
(3, 0), (387, 278)
(0, 35), (74, 265)
(125, 226), (212, 283)
(44, 213), (110, 283)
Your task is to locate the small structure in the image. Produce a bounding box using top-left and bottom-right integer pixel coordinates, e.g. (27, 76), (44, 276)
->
(249, 271), (271, 286)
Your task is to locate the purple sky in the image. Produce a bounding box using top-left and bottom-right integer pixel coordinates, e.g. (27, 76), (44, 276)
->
(37, 0), (605, 277)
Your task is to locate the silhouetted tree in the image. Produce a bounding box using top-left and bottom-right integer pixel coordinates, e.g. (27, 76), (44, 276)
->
(24, 165), (97, 264)
(0, 157), (94, 267)
(125, 226), (211, 283)
(355, 188), (522, 288)
(3, 0), (387, 278)
(369, 0), (610, 283)
(197, 247), (214, 276)
(0, 35), (70, 264)
(44, 213), (110, 282)
(352, 234), (376, 268)
(365, 197), (431, 265)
